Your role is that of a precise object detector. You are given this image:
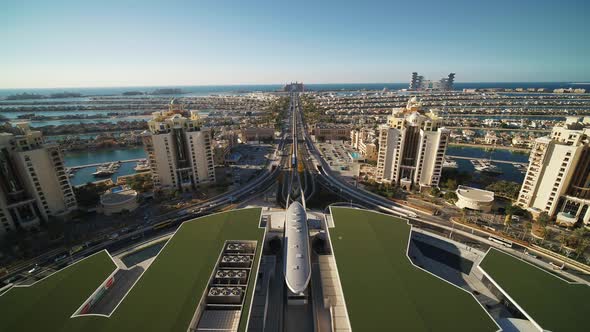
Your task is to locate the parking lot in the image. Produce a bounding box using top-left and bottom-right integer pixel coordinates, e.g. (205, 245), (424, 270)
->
(224, 143), (275, 186)
(317, 141), (360, 181)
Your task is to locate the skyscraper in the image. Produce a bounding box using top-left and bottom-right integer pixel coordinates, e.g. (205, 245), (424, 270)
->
(408, 72), (455, 91)
(375, 97), (449, 189)
(0, 123), (77, 236)
(517, 116), (590, 227)
(142, 100), (216, 192)
(409, 72), (423, 90)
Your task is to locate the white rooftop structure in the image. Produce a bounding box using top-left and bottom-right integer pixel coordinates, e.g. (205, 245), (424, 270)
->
(455, 185), (494, 212)
(284, 201), (311, 294)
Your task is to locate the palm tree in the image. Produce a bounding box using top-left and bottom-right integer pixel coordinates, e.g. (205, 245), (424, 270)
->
(504, 212), (513, 231)
(542, 227), (553, 245)
(575, 239), (590, 259)
(559, 233), (568, 250)
(522, 221), (532, 241)
(572, 227), (587, 244)
(536, 212), (550, 227)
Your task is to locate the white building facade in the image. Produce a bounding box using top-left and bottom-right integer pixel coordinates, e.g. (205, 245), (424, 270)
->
(142, 101), (215, 192)
(517, 117), (590, 227)
(0, 123), (77, 236)
(375, 98), (449, 189)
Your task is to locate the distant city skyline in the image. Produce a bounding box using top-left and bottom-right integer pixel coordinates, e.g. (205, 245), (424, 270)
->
(1, 0), (588, 88)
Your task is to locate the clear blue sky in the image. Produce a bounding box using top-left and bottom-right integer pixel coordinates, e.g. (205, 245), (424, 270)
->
(1, 0), (588, 88)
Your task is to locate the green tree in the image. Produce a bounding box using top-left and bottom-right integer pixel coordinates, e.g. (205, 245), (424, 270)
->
(429, 187), (441, 197)
(443, 191), (458, 203)
(522, 221), (532, 241)
(485, 181), (521, 200)
(445, 179), (458, 190)
(542, 227), (553, 244)
(74, 182), (110, 207)
(536, 212), (550, 227)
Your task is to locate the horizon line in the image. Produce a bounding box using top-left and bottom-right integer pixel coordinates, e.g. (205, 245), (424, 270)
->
(1, 81), (589, 91)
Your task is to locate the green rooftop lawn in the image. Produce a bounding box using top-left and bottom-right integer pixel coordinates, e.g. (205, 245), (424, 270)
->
(329, 207), (498, 332)
(0, 208), (263, 332)
(479, 248), (590, 332)
(0, 250), (116, 331)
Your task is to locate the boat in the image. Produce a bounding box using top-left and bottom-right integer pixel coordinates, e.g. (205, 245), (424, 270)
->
(471, 159), (503, 174)
(65, 167), (76, 178)
(134, 159), (151, 172)
(92, 162), (117, 177)
(442, 156), (458, 168)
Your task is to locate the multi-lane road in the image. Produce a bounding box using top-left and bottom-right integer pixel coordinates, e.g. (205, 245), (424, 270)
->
(291, 93), (590, 279)
(4, 93), (588, 285)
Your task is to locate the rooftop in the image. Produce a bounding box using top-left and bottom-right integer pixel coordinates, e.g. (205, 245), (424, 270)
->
(0, 208), (264, 332)
(100, 186), (138, 205)
(479, 248), (590, 332)
(456, 185), (495, 202)
(284, 202), (311, 294)
(328, 207), (498, 331)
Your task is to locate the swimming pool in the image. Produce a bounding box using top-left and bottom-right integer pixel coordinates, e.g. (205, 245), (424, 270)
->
(111, 185), (124, 193)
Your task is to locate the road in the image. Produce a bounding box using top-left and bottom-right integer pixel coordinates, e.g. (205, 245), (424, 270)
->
(291, 93), (590, 280)
(6, 93), (589, 286)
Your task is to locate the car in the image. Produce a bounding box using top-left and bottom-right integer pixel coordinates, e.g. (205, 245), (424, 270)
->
(108, 233), (119, 240)
(54, 254), (68, 263)
(27, 265), (39, 274)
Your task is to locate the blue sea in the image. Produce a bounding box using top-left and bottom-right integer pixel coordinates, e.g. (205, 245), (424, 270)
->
(1, 82), (590, 98)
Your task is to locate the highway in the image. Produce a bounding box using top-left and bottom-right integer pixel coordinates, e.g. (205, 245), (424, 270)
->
(2, 97), (295, 283)
(5, 92), (589, 286)
(290, 93), (590, 280)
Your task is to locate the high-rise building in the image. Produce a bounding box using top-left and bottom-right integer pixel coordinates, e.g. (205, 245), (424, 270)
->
(351, 128), (378, 161)
(517, 117), (590, 227)
(142, 100), (215, 192)
(283, 82), (304, 93)
(408, 72), (455, 91)
(375, 97), (449, 189)
(438, 73), (455, 91)
(0, 123), (77, 236)
(409, 72), (424, 90)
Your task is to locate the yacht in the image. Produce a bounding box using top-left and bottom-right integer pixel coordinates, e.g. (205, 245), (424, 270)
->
(471, 159), (502, 174)
(442, 157), (458, 168)
(65, 167), (76, 178)
(134, 159), (151, 172)
(92, 163), (117, 177)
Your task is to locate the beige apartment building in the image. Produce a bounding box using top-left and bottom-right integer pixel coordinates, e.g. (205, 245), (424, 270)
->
(350, 128), (378, 161)
(142, 100), (215, 192)
(311, 124), (351, 141)
(375, 97), (449, 189)
(517, 117), (590, 227)
(241, 127), (275, 142)
(0, 123), (77, 236)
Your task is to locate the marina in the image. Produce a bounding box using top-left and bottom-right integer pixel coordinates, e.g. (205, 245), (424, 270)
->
(63, 148), (147, 186)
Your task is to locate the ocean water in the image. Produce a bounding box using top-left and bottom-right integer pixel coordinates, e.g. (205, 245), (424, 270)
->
(62, 145), (528, 186)
(64, 148), (147, 186)
(1, 82), (590, 99)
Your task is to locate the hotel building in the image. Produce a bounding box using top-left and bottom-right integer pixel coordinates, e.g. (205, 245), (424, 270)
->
(375, 97), (449, 189)
(517, 116), (590, 227)
(142, 100), (215, 192)
(350, 128), (378, 161)
(0, 123), (77, 236)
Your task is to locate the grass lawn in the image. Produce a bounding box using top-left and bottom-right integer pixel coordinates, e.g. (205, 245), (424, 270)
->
(329, 207), (498, 332)
(0, 208), (264, 332)
(0, 251), (116, 331)
(479, 248), (590, 332)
